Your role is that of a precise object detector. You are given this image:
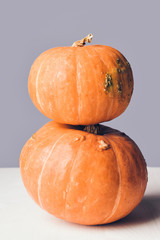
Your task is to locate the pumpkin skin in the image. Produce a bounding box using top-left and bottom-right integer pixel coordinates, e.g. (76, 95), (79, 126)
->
(20, 121), (147, 225)
(28, 44), (133, 125)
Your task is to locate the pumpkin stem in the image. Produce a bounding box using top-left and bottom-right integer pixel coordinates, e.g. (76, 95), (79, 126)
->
(72, 34), (93, 47)
(82, 124), (100, 134)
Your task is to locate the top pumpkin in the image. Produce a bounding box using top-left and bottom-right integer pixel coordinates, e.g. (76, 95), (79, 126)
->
(28, 34), (133, 125)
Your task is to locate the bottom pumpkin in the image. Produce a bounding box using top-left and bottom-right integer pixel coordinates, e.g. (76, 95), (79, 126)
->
(20, 121), (147, 225)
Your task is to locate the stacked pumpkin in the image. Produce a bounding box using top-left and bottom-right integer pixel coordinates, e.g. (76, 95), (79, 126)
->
(20, 34), (148, 225)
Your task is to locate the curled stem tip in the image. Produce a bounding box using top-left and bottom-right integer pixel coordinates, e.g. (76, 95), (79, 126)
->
(72, 33), (93, 47)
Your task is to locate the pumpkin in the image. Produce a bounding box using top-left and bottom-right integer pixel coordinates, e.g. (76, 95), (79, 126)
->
(20, 121), (147, 225)
(28, 34), (134, 125)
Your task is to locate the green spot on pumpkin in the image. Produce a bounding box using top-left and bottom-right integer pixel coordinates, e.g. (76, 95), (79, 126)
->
(117, 58), (120, 64)
(117, 58), (123, 67)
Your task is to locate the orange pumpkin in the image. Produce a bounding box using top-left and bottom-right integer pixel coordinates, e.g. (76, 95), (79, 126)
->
(28, 34), (133, 125)
(20, 121), (147, 225)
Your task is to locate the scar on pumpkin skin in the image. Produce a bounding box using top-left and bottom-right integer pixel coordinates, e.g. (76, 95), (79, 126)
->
(31, 134), (35, 140)
(126, 61), (130, 66)
(117, 58), (120, 64)
(117, 58), (122, 67)
(98, 140), (110, 151)
(74, 136), (86, 142)
(127, 93), (131, 103)
(104, 73), (112, 93)
(117, 81), (123, 94)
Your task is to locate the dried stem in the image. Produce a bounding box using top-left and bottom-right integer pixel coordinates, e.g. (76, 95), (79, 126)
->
(72, 34), (93, 47)
(82, 124), (100, 135)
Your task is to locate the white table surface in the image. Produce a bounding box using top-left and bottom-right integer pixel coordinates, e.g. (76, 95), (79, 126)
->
(0, 167), (160, 240)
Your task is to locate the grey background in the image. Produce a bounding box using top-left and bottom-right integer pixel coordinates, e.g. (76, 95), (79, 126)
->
(1, 0), (160, 167)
